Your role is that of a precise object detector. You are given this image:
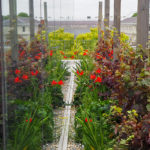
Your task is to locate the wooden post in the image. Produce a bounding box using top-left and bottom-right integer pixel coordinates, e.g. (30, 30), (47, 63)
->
(44, 2), (48, 44)
(29, 0), (35, 40)
(113, 0), (121, 60)
(98, 1), (103, 41)
(0, 0), (7, 149)
(136, 0), (149, 48)
(9, 0), (18, 62)
(104, 0), (110, 37)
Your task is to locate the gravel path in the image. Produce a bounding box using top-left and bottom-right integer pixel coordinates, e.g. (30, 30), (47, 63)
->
(46, 60), (83, 150)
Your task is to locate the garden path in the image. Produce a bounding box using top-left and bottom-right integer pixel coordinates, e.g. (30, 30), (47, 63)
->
(46, 60), (83, 150)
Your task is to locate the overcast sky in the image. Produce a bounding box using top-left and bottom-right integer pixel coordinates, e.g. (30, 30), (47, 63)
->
(2, 0), (138, 20)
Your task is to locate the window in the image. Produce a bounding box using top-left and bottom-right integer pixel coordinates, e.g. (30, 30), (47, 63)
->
(22, 26), (25, 32)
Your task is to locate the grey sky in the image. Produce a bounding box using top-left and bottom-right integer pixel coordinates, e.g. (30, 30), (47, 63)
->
(2, 0), (138, 20)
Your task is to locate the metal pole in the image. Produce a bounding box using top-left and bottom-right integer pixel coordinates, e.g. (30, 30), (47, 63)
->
(44, 2), (48, 44)
(29, 0), (35, 40)
(113, 0), (121, 60)
(9, 0), (18, 62)
(136, 0), (149, 48)
(0, 0), (7, 149)
(98, 1), (103, 41)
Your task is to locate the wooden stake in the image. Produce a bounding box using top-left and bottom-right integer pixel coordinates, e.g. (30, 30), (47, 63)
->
(9, 0), (18, 62)
(44, 2), (48, 44)
(29, 0), (35, 41)
(113, 0), (121, 60)
(104, 0), (110, 38)
(98, 1), (103, 41)
(0, 0), (7, 149)
(136, 0), (149, 48)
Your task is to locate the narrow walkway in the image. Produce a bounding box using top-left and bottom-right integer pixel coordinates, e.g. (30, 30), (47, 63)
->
(47, 60), (81, 150)
(58, 60), (77, 150)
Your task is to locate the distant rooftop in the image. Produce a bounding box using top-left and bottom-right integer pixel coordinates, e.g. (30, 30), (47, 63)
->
(3, 17), (39, 26)
(121, 17), (137, 24)
(47, 20), (113, 27)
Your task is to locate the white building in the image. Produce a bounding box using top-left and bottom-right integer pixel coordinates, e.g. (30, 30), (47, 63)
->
(3, 17), (39, 42)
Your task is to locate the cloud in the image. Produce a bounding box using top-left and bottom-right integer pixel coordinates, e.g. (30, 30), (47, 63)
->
(2, 0), (138, 20)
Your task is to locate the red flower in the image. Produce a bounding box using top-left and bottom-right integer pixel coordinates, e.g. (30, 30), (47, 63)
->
(50, 50), (53, 56)
(20, 50), (25, 57)
(110, 50), (113, 54)
(64, 56), (67, 59)
(90, 74), (96, 80)
(14, 77), (22, 83)
(70, 56), (74, 59)
(96, 68), (101, 74)
(15, 69), (21, 74)
(85, 118), (88, 123)
(95, 77), (102, 83)
(74, 51), (78, 55)
(88, 85), (93, 89)
(60, 51), (64, 55)
(29, 118), (32, 123)
(77, 70), (84, 76)
(31, 70), (38, 76)
(80, 71), (84, 76)
(84, 49), (88, 52)
(22, 75), (29, 80)
(103, 57), (106, 60)
(83, 52), (87, 56)
(38, 52), (42, 56)
(58, 80), (64, 85)
(77, 70), (79, 75)
(26, 120), (28, 122)
(108, 53), (112, 57)
(51, 80), (57, 86)
(35, 55), (41, 60)
(90, 119), (92, 122)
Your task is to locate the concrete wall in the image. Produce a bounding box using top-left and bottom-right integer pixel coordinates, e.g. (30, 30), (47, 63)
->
(121, 23), (137, 44)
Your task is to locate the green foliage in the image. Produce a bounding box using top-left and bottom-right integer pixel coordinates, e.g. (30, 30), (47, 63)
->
(3, 15), (9, 20)
(18, 12), (29, 17)
(75, 28), (98, 50)
(48, 28), (74, 51)
(132, 12), (137, 17)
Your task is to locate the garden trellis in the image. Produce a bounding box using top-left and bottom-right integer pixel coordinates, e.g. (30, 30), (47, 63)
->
(0, 0), (150, 150)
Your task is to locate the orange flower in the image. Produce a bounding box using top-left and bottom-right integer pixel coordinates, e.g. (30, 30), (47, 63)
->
(22, 75), (28, 80)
